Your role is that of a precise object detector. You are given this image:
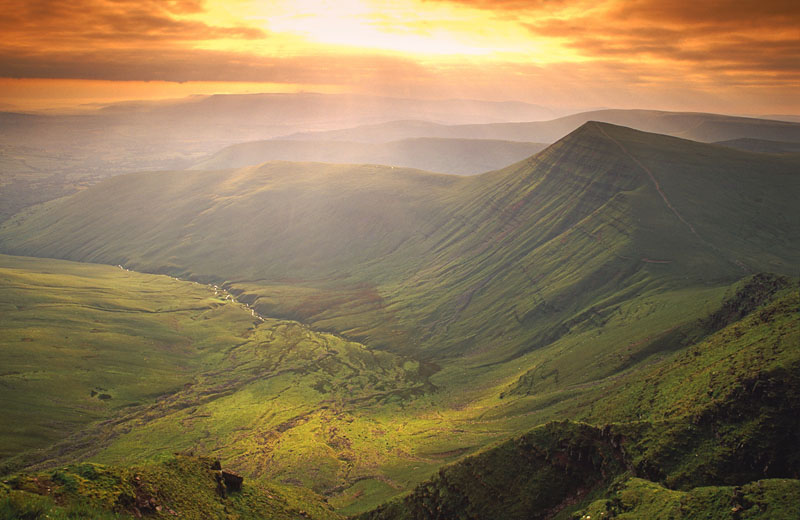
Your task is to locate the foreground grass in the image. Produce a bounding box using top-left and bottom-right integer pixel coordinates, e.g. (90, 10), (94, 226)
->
(359, 284), (800, 519)
(0, 455), (341, 520)
(0, 277), (800, 519)
(577, 477), (800, 520)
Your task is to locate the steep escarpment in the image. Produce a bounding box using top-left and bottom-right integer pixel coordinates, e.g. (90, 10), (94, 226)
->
(360, 284), (800, 519)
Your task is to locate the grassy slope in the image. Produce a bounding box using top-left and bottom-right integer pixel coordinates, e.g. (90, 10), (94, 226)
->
(190, 138), (548, 175)
(1, 455), (342, 520)
(360, 283), (800, 519)
(10, 266), (789, 517)
(578, 478), (800, 520)
(0, 162), (467, 282)
(0, 254), (259, 466)
(714, 138), (800, 155)
(1, 124), (798, 513)
(236, 122), (797, 363)
(0, 255), (450, 515)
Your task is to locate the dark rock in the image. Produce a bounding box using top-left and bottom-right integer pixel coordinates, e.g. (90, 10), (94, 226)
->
(222, 471), (243, 492)
(214, 473), (226, 498)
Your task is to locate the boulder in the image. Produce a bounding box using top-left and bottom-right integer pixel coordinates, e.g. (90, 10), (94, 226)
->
(221, 471), (243, 492)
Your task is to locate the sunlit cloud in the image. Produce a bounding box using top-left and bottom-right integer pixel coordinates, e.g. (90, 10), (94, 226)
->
(0, 0), (797, 114)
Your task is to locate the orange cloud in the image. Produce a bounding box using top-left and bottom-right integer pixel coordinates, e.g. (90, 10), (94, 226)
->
(428, 0), (800, 82)
(0, 0), (265, 48)
(0, 45), (430, 86)
(0, 0), (797, 114)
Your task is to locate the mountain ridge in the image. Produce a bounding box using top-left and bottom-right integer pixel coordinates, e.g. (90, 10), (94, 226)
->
(2, 122), (797, 361)
(189, 137), (549, 175)
(278, 110), (800, 144)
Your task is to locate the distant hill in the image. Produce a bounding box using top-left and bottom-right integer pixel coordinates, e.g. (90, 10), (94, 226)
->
(714, 138), (800, 155)
(280, 109), (800, 144)
(759, 114), (800, 123)
(0, 93), (564, 162)
(191, 137), (548, 174)
(94, 92), (566, 125)
(0, 93), (564, 222)
(3, 106), (796, 225)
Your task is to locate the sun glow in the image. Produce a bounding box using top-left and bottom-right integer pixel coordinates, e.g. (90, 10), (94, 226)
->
(1, 0), (796, 114)
(206, 0), (545, 59)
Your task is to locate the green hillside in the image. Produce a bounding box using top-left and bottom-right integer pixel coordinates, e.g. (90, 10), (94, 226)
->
(191, 138), (547, 175)
(1, 455), (341, 520)
(1, 122), (797, 377)
(3, 123), (796, 319)
(714, 138), (800, 155)
(225, 122), (798, 362)
(0, 254), (442, 514)
(360, 282), (800, 519)
(0, 161), (467, 282)
(2, 259), (797, 518)
(1, 123), (798, 516)
(0, 254), (260, 467)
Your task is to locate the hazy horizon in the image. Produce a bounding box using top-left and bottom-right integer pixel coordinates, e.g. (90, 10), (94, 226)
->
(1, 81), (798, 120)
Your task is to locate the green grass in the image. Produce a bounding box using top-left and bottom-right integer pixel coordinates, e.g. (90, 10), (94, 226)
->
(358, 284), (800, 519)
(1, 455), (342, 520)
(361, 420), (628, 520)
(576, 477), (800, 519)
(0, 255), (452, 512)
(4, 259), (794, 516)
(0, 254), (261, 468)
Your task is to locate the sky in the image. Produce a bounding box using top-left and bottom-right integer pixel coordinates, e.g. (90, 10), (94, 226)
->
(1, 0), (798, 114)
